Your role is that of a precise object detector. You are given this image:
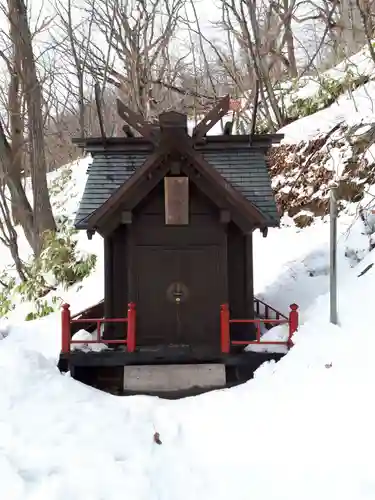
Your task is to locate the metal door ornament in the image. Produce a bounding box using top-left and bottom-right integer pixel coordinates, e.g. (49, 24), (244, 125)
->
(166, 281), (189, 304)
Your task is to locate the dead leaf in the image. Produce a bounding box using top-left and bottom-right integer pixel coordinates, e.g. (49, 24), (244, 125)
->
(153, 432), (162, 445)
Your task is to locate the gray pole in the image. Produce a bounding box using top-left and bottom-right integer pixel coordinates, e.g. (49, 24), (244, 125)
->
(330, 184), (338, 325)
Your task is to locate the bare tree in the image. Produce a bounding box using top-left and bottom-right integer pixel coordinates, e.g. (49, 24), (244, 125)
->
(354, 0), (375, 64)
(199, 0), (286, 130)
(69, 0), (202, 120)
(0, 179), (27, 281)
(53, 0), (96, 137)
(0, 0), (56, 258)
(269, 0), (298, 78)
(12, 0), (56, 249)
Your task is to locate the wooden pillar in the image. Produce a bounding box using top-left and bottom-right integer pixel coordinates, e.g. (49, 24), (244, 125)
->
(220, 212), (229, 305)
(112, 226), (129, 340)
(244, 232), (254, 321)
(103, 236), (114, 339)
(126, 225), (135, 303)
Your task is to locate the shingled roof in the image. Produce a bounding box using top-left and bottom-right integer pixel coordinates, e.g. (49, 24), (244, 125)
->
(74, 139), (280, 230)
(74, 152), (146, 229)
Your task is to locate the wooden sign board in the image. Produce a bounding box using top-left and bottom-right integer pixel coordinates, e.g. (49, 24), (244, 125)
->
(164, 177), (189, 225)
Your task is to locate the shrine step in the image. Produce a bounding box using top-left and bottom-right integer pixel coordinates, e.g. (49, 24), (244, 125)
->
(123, 363), (226, 392)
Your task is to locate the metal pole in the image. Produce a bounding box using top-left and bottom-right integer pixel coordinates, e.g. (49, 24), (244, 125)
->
(330, 185), (338, 325)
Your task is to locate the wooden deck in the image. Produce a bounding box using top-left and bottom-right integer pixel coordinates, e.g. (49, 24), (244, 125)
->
(60, 344), (284, 367)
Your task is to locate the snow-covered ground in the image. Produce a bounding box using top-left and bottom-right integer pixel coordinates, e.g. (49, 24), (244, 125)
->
(277, 46), (375, 144)
(1, 232), (375, 500)
(278, 76), (375, 144)
(0, 152), (375, 499)
(2, 46), (375, 498)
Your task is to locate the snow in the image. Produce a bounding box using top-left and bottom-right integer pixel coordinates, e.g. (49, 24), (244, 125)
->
(245, 324), (289, 354)
(2, 222), (375, 499)
(1, 164), (375, 499)
(277, 46), (375, 144)
(323, 146), (352, 178)
(2, 46), (375, 498)
(71, 328), (108, 352)
(279, 80), (375, 144)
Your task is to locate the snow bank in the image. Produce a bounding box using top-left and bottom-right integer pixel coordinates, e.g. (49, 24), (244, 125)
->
(245, 323), (289, 353)
(1, 205), (375, 499)
(278, 45), (375, 144)
(71, 328), (108, 352)
(279, 80), (375, 144)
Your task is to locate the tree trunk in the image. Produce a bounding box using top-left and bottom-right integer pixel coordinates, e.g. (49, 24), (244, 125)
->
(283, 0), (298, 78)
(355, 0), (375, 65)
(10, 0), (56, 255)
(245, 0), (284, 128)
(8, 58), (24, 225)
(0, 120), (37, 253)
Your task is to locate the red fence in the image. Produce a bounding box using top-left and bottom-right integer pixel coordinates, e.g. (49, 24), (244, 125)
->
(61, 300), (298, 356)
(253, 297), (287, 321)
(61, 302), (136, 354)
(220, 303), (299, 354)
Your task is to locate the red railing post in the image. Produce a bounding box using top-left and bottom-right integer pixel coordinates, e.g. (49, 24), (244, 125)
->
(220, 303), (230, 353)
(61, 303), (71, 353)
(256, 320), (261, 343)
(288, 303), (299, 347)
(127, 302), (136, 352)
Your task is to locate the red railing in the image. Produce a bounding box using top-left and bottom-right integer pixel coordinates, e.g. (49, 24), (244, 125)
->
(253, 297), (288, 321)
(220, 303), (299, 354)
(61, 302), (136, 354)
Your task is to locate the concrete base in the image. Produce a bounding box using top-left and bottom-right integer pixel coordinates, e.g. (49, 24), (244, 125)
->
(123, 363), (226, 392)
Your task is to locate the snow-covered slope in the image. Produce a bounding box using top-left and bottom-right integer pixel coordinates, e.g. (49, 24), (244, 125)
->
(2, 46), (375, 499)
(1, 198), (375, 499)
(278, 45), (375, 142)
(269, 46), (375, 226)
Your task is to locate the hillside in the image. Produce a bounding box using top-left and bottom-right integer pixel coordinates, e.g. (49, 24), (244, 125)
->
(268, 46), (375, 227)
(1, 46), (375, 499)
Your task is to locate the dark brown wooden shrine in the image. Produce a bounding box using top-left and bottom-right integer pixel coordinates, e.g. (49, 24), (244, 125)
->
(60, 96), (288, 395)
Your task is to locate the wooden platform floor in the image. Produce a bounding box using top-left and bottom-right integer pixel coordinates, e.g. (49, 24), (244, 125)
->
(60, 344), (284, 367)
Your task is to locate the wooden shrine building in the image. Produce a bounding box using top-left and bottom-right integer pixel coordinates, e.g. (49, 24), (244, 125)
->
(59, 96), (298, 396)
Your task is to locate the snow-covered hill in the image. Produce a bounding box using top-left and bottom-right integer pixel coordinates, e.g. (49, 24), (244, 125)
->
(1, 46), (375, 499)
(269, 46), (375, 226)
